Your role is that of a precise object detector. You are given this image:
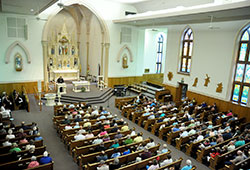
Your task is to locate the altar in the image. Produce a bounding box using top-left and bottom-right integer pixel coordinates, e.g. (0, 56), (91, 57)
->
(44, 93), (56, 106)
(52, 70), (79, 81)
(72, 81), (90, 92)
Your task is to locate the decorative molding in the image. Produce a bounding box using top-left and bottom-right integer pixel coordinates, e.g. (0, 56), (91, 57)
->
(167, 72), (173, 81)
(204, 74), (210, 87)
(117, 45), (133, 63)
(192, 77), (198, 87)
(5, 41), (31, 64)
(216, 82), (223, 93)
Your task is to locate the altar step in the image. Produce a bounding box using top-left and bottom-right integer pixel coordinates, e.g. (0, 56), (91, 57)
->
(42, 88), (114, 105)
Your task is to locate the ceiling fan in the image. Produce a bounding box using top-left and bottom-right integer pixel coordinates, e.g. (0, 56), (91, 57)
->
(208, 15), (220, 30)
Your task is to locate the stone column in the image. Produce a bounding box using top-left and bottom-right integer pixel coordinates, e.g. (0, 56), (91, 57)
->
(42, 41), (48, 92)
(86, 32), (90, 76)
(100, 42), (105, 75)
(104, 43), (110, 85)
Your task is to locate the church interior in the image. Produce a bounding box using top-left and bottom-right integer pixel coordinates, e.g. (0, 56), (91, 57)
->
(0, 0), (250, 170)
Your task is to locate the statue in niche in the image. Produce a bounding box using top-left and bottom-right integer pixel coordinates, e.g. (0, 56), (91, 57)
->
(67, 60), (70, 68)
(59, 46), (62, 55)
(65, 45), (68, 55)
(192, 77), (198, 87)
(204, 74), (210, 87)
(74, 58), (78, 67)
(58, 60), (62, 68)
(167, 72), (173, 81)
(49, 58), (53, 67)
(15, 53), (22, 71)
(63, 60), (67, 68)
(51, 46), (55, 55)
(216, 83), (223, 93)
(122, 55), (128, 69)
(72, 46), (75, 55)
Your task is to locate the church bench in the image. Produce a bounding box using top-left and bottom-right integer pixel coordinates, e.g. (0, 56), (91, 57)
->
(132, 111), (145, 123)
(53, 102), (86, 114)
(0, 128), (33, 140)
(68, 129), (131, 154)
(0, 154), (44, 170)
(224, 157), (250, 170)
(166, 122), (208, 145)
(72, 133), (137, 162)
(138, 114), (151, 127)
(156, 157), (183, 170)
(196, 135), (239, 163)
(78, 138), (150, 166)
(84, 144), (161, 170)
(0, 134), (39, 145)
(24, 161), (54, 170)
(115, 96), (136, 109)
(117, 150), (171, 170)
(175, 125), (221, 150)
(209, 142), (250, 170)
(0, 139), (43, 155)
(0, 145), (46, 164)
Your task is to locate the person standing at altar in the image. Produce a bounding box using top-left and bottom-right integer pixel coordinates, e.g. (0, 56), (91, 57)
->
(57, 76), (64, 83)
(57, 76), (65, 93)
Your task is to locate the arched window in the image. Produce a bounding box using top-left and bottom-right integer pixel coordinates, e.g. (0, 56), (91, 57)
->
(232, 26), (250, 105)
(156, 34), (164, 73)
(179, 28), (193, 73)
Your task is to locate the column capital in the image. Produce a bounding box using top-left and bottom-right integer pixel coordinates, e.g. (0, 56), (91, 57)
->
(105, 43), (110, 48)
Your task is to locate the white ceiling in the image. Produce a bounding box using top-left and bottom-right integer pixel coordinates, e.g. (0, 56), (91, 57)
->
(113, 0), (250, 27)
(0, 0), (58, 15)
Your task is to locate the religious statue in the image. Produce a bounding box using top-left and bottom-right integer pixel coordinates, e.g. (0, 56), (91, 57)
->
(192, 77), (198, 87)
(122, 55), (128, 69)
(167, 72), (173, 81)
(59, 46), (62, 55)
(216, 83), (223, 93)
(204, 74), (210, 87)
(15, 53), (22, 71)
(72, 46), (75, 55)
(49, 58), (53, 66)
(51, 47), (55, 55)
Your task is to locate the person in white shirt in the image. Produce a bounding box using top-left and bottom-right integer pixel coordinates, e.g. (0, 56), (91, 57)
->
(65, 124), (72, 130)
(6, 129), (15, 139)
(92, 137), (103, 144)
(91, 106), (99, 117)
(194, 132), (204, 142)
(188, 129), (196, 135)
(146, 138), (155, 148)
(160, 154), (173, 167)
(180, 131), (189, 138)
(0, 104), (11, 118)
(74, 132), (85, 141)
(179, 123), (186, 130)
(74, 122), (80, 129)
(2, 139), (12, 146)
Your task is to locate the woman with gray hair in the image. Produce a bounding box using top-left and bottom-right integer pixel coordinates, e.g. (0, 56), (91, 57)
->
(181, 159), (192, 170)
(110, 157), (121, 170)
(27, 156), (39, 169)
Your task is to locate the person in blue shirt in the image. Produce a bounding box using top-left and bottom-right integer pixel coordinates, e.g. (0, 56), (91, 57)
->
(40, 151), (52, 165)
(123, 147), (130, 155)
(181, 159), (192, 170)
(111, 148), (121, 158)
(172, 125), (180, 132)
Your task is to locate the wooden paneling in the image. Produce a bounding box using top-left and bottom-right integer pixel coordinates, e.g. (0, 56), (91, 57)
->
(108, 73), (164, 88)
(164, 84), (250, 122)
(0, 81), (44, 94)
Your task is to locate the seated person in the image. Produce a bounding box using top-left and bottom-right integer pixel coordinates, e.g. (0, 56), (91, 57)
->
(148, 159), (159, 170)
(123, 146), (131, 155)
(57, 76), (64, 83)
(146, 138), (155, 148)
(181, 159), (192, 170)
(9, 143), (21, 153)
(111, 148), (121, 158)
(124, 135), (133, 145)
(96, 151), (108, 162)
(133, 133), (143, 143)
(40, 151), (52, 164)
(110, 139), (119, 149)
(27, 156), (40, 169)
(109, 157), (121, 170)
(97, 160), (109, 170)
(160, 154), (173, 167)
(141, 147), (152, 160)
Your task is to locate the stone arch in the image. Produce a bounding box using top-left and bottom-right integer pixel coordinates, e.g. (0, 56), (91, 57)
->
(5, 41), (31, 64)
(117, 45), (133, 63)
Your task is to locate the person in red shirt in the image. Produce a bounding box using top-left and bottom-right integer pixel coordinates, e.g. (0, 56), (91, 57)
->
(27, 156), (39, 169)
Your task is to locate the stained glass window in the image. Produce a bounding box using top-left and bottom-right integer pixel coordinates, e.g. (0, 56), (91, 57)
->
(232, 84), (240, 102)
(235, 64), (245, 82)
(241, 86), (249, 104)
(179, 27), (193, 73)
(239, 43), (247, 61)
(232, 25), (250, 104)
(156, 34), (164, 73)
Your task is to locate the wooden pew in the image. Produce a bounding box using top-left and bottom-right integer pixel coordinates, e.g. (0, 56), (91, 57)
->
(24, 162), (54, 170)
(78, 139), (150, 167)
(157, 157), (183, 170)
(223, 157), (250, 170)
(84, 144), (161, 170)
(72, 134), (137, 162)
(0, 146), (46, 164)
(117, 150), (171, 170)
(209, 143), (250, 170)
(0, 140), (43, 155)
